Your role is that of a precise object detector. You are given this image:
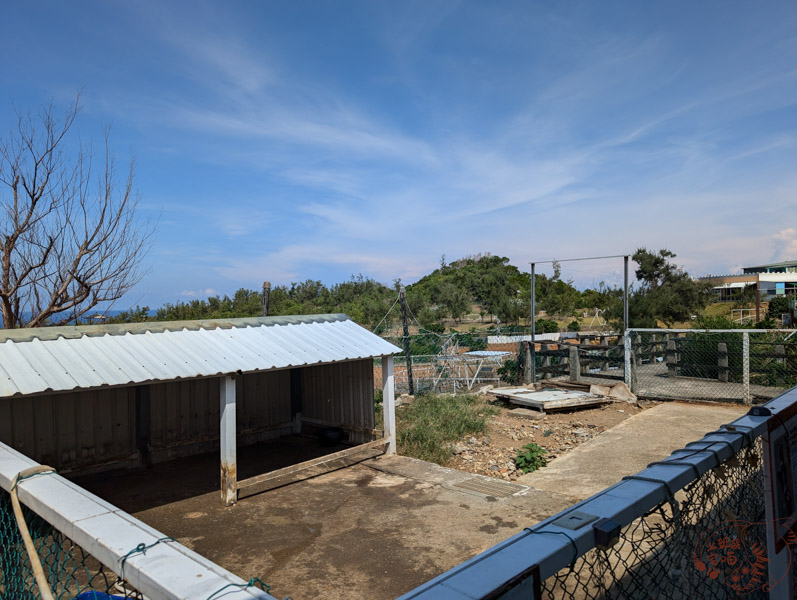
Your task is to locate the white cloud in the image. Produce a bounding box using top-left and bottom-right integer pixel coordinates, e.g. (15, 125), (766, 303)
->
(772, 228), (797, 261)
(180, 288), (217, 298)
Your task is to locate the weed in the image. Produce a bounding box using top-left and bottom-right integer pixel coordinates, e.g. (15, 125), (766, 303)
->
(515, 443), (548, 473)
(395, 393), (498, 465)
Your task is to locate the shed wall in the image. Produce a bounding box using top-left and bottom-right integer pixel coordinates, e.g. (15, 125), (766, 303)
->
(147, 371), (294, 463)
(301, 359), (377, 443)
(0, 361), (376, 471)
(0, 388), (137, 472)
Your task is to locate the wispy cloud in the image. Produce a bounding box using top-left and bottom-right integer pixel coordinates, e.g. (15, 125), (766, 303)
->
(181, 288), (218, 298)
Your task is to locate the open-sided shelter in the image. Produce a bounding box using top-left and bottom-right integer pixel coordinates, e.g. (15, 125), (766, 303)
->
(0, 314), (400, 505)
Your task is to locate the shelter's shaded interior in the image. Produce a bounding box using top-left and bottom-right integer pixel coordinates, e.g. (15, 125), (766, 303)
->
(0, 359), (378, 475)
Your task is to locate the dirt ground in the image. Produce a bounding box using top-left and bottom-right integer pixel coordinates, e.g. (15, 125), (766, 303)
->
(447, 394), (654, 480)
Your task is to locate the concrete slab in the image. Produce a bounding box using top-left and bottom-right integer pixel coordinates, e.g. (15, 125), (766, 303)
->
(518, 401), (748, 502)
(493, 387), (607, 411)
(74, 439), (573, 600)
(508, 408), (545, 420)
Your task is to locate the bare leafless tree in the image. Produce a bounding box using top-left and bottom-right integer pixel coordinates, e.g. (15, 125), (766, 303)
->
(0, 95), (154, 328)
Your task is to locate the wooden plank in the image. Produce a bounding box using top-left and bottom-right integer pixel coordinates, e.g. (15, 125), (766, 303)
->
(237, 438), (388, 497)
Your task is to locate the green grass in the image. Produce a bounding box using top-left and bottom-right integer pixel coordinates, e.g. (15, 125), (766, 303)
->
(388, 393), (498, 465)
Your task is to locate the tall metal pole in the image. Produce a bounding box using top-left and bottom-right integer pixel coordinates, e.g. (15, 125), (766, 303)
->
(623, 256), (629, 332)
(530, 263), (536, 385)
(400, 286), (414, 395)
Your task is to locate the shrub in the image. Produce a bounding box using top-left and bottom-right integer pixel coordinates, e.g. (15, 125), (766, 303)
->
(567, 320), (580, 332)
(535, 318), (559, 333)
(515, 442), (547, 473)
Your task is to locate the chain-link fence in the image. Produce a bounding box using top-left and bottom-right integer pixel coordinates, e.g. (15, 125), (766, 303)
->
(628, 329), (797, 403)
(542, 438), (767, 599)
(1, 488), (144, 599)
(375, 353), (510, 395)
(401, 390), (797, 600)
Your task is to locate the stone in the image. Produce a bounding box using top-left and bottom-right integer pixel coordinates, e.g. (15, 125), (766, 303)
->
(590, 384), (612, 397)
(609, 382), (637, 402)
(508, 408), (545, 420)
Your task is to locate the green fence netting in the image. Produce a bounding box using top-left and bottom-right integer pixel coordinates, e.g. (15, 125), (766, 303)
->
(0, 489), (143, 600)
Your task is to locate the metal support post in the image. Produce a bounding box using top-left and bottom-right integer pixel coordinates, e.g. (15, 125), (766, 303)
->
(530, 262), (536, 385)
(623, 255), (629, 332)
(220, 375), (237, 506)
(382, 355), (396, 454)
(624, 329), (632, 389)
(742, 332), (751, 404)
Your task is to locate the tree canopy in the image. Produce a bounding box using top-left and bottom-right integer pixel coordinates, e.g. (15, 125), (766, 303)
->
(0, 95), (153, 327)
(628, 248), (711, 327)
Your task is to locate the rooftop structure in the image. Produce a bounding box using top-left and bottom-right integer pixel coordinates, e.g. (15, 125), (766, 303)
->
(742, 259), (797, 274)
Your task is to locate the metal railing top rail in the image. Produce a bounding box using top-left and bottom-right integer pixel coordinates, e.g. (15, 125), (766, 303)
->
(629, 327), (797, 334)
(399, 385), (797, 600)
(0, 441), (277, 600)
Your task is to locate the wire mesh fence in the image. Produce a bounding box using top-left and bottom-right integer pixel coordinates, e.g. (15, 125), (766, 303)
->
(629, 329), (797, 403)
(401, 390), (797, 600)
(376, 354), (510, 395)
(542, 438), (768, 599)
(0, 488), (144, 600)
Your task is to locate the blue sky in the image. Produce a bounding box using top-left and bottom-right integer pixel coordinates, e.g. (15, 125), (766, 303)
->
(2, 1), (797, 308)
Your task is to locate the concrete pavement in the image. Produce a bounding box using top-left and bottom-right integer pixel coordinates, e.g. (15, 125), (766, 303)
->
(518, 401), (748, 502)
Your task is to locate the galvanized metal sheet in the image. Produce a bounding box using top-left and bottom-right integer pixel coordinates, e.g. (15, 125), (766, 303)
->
(0, 315), (400, 398)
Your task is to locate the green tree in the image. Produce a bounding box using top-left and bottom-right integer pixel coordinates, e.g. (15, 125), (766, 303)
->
(767, 296), (790, 322)
(628, 248), (711, 327)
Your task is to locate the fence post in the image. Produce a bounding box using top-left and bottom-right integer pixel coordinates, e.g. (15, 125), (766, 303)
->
(599, 336), (608, 371)
(718, 342), (728, 382)
(666, 340), (678, 378)
(742, 332), (751, 405)
(542, 343), (552, 380)
(569, 344), (581, 382)
(624, 329), (632, 389)
(523, 341), (532, 384)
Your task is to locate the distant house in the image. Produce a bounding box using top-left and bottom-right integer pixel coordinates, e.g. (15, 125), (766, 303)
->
(699, 260), (797, 319)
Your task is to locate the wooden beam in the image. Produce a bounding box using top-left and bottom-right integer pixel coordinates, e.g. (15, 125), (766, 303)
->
(220, 375), (237, 506)
(382, 355), (396, 454)
(237, 439), (388, 498)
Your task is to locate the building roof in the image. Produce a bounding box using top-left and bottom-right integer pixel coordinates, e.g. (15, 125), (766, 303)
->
(743, 260), (797, 273)
(0, 314), (400, 398)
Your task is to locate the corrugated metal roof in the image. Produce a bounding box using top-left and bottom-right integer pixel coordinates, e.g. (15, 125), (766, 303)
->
(0, 314), (401, 398)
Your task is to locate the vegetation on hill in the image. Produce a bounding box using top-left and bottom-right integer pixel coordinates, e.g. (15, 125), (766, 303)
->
(104, 249), (727, 334)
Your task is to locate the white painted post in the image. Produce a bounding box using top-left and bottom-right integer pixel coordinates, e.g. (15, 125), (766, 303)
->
(220, 375), (237, 506)
(742, 332), (751, 405)
(382, 355), (396, 455)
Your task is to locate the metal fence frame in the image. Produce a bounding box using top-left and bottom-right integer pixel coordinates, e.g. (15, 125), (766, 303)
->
(399, 386), (797, 599)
